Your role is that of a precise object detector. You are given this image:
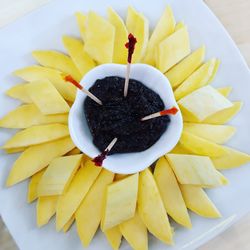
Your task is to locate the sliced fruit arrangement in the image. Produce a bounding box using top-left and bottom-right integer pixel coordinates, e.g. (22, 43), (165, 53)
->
(0, 5), (250, 250)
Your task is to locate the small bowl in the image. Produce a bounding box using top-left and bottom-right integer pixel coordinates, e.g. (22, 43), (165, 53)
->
(69, 63), (183, 174)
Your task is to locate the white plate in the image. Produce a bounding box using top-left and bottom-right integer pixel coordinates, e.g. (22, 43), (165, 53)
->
(0, 0), (250, 249)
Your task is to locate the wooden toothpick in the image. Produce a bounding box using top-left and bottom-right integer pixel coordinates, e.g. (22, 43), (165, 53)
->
(124, 33), (137, 97)
(141, 107), (179, 121)
(63, 74), (103, 105)
(92, 138), (118, 166)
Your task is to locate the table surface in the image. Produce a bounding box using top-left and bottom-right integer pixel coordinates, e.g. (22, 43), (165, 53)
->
(0, 0), (250, 249)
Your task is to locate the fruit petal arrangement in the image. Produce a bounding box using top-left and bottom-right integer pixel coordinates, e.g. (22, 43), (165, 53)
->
(1, 5), (250, 250)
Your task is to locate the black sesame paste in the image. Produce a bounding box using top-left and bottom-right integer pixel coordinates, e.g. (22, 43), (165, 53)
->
(84, 76), (170, 154)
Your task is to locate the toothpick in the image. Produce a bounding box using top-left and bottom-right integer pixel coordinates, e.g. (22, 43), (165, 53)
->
(92, 137), (118, 167)
(63, 74), (103, 105)
(141, 107), (179, 121)
(124, 33), (137, 97)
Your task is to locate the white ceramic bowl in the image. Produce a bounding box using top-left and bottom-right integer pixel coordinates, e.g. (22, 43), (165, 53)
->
(69, 63), (183, 174)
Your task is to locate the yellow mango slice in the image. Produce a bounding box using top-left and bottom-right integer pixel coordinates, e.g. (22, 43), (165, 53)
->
(3, 124), (69, 149)
(85, 11), (115, 64)
(107, 7), (128, 64)
(66, 148), (81, 156)
(174, 59), (219, 100)
(157, 26), (190, 73)
(101, 173), (138, 231)
(203, 101), (243, 124)
(126, 6), (149, 62)
(37, 196), (58, 227)
(180, 185), (221, 218)
(166, 154), (223, 187)
(6, 137), (75, 186)
(217, 86), (233, 97)
(56, 160), (101, 231)
(25, 80), (70, 115)
(165, 46), (205, 88)
(5, 147), (26, 154)
(76, 169), (114, 247)
(138, 169), (173, 245)
(154, 157), (191, 228)
(104, 227), (122, 250)
(170, 143), (191, 154)
(32, 51), (82, 81)
(27, 169), (46, 203)
(119, 211), (148, 250)
(37, 154), (83, 196)
(183, 123), (236, 144)
(178, 86), (233, 122)
(114, 174), (128, 181)
(143, 6), (175, 65)
(174, 22), (185, 31)
(6, 83), (31, 103)
(14, 66), (76, 102)
(62, 36), (95, 75)
(179, 131), (227, 157)
(212, 146), (250, 169)
(63, 216), (75, 233)
(0, 104), (68, 129)
(75, 12), (87, 41)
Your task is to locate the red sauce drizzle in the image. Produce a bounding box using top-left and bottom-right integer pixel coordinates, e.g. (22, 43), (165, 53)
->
(125, 33), (137, 63)
(64, 75), (83, 90)
(92, 150), (109, 167)
(160, 107), (179, 116)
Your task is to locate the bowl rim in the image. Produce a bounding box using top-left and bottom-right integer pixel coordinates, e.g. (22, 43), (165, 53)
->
(69, 63), (183, 174)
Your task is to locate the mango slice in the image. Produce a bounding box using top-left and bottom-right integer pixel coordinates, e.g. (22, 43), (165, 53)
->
(179, 131), (227, 157)
(76, 169), (114, 247)
(14, 66), (76, 102)
(178, 86), (233, 122)
(174, 59), (219, 100)
(37, 154), (83, 196)
(56, 160), (101, 231)
(6, 137), (75, 186)
(101, 173), (138, 231)
(165, 46), (205, 88)
(180, 185), (221, 218)
(104, 227), (122, 250)
(32, 50), (82, 81)
(126, 6), (149, 62)
(154, 157), (191, 228)
(183, 123), (236, 144)
(66, 148), (81, 156)
(6, 83), (31, 103)
(143, 6), (175, 65)
(166, 154), (223, 187)
(170, 143), (191, 154)
(85, 11), (115, 64)
(107, 7), (128, 64)
(27, 169), (46, 203)
(3, 124), (69, 149)
(63, 216), (75, 233)
(174, 22), (185, 31)
(212, 146), (250, 169)
(75, 12), (87, 42)
(25, 80), (70, 115)
(0, 104), (68, 129)
(119, 211), (148, 250)
(37, 196), (58, 227)
(62, 36), (95, 75)
(138, 169), (173, 245)
(203, 101), (243, 124)
(5, 147), (27, 154)
(157, 26), (190, 73)
(217, 86), (233, 97)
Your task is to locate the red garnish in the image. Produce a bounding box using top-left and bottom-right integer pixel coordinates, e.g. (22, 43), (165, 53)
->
(160, 107), (179, 116)
(64, 75), (83, 90)
(92, 150), (109, 167)
(125, 33), (137, 63)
